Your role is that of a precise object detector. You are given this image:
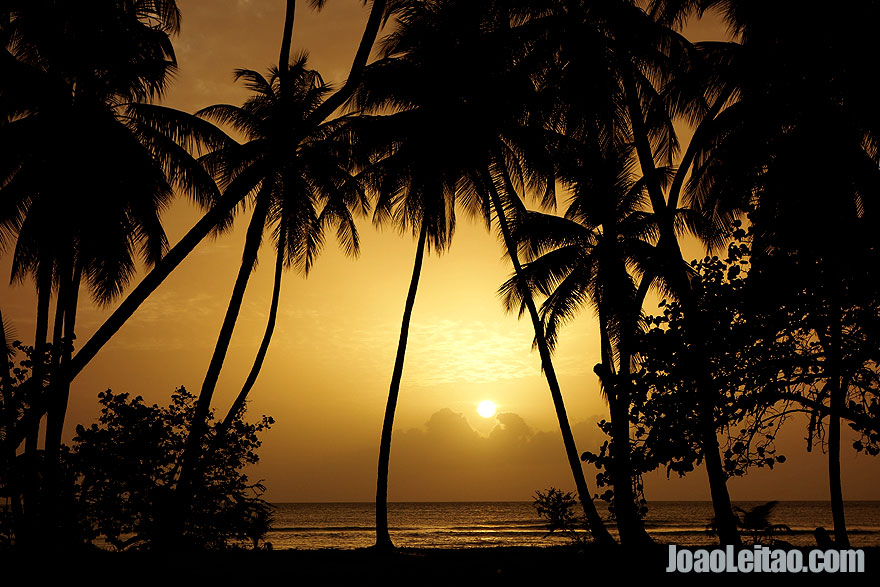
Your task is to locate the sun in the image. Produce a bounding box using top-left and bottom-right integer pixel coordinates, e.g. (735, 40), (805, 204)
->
(477, 400), (497, 418)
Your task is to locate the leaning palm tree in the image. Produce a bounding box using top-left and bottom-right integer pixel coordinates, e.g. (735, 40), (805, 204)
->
(360, 0), (615, 545)
(500, 142), (670, 545)
(349, 36), (486, 548)
(529, 0), (745, 544)
(171, 25), (369, 544)
(0, 0), (219, 544)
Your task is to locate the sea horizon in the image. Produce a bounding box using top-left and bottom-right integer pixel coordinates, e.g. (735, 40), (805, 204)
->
(262, 500), (880, 550)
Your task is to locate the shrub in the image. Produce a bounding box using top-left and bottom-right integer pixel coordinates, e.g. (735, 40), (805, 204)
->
(66, 387), (273, 550)
(532, 487), (590, 545)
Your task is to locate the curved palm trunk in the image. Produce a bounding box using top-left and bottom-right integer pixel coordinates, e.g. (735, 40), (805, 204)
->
(309, 0), (387, 125)
(64, 0), (385, 390)
(622, 71), (739, 545)
(279, 0), (295, 73)
(208, 0), (295, 446)
(488, 170), (615, 546)
(375, 221), (428, 550)
(66, 185), (252, 387)
(220, 228), (286, 432)
(171, 191), (272, 540)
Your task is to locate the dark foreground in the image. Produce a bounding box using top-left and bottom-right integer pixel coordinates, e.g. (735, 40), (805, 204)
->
(2, 545), (878, 584)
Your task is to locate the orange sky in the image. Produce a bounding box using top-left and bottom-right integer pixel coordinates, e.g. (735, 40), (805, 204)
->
(2, 0), (876, 503)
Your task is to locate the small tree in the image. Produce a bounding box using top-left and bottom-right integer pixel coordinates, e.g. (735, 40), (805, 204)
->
(67, 387), (273, 550)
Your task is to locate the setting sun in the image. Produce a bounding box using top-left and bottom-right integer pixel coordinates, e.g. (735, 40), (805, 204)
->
(477, 400), (497, 418)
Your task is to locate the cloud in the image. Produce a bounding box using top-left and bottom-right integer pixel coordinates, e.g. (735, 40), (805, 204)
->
(382, 407), (607, 500)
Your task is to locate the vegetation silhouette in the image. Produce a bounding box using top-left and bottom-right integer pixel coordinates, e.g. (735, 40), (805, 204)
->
(0, 0), (220, 548)
(0, 0), (878, 557)
(501, 141), (664, 545)
(350, 0), (524, 549)
(168, 1), (377, 546)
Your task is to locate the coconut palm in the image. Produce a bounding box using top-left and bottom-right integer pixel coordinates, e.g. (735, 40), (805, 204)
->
(171, 29), (370, 545)
(350, 23), (486, 548)
(500, 141), (672, 545)
(524, 0), (749, 544)
(58, 0), (394, 388)
(358, 0), (616, 546)
(0, 0), (222, 544)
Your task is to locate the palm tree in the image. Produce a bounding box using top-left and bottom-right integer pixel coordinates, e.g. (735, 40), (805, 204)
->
(0, 0), (219, 544)
(350, 38), (476, 550)
(351, 0), (614, 547)
(54, 0), (393, 391)
(171, 10), (371, 543)
(218, 222), (287, 433)
(500, 141), (671, 545)
(529, 0), (746, 544)
(410, 0), (618, 545)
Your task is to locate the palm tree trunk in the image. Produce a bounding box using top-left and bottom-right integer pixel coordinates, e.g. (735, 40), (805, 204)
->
(488, 169), (615, 546)
(279, 0), (295, 73)
(601, 320), (650, 546)
(63, 0), (382, 389)
(65, 167), (266, 388)
(220, 227), (286, 432)
(27, 261), (51, 450)
(174, 191), (272, 525)
(828, 280), (848, 546)
(45, 261), (81, 466)
(209, 0), (296, 446)
(42, 261), (81, 545)
(375, 221), (428, 550)
(21, 261), (51, 544)
(309, 0), (387, 125)
(596, 240), (652, 546)
(685, 300), (741, 545)
(623, 71), (739, 545)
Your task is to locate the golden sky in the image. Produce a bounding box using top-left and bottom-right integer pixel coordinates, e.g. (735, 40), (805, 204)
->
(2, 0), (876, 503)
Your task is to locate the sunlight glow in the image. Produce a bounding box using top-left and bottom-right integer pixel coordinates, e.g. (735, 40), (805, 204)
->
(477, 400), (497, 418)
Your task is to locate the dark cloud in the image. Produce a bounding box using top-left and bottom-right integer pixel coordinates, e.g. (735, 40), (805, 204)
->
(383, 408), (607, 501)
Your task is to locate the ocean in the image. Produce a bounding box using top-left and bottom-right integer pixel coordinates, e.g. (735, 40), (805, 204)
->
(264, 501), (880, 550)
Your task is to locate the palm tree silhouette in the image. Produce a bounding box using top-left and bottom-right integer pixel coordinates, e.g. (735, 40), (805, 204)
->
(349, 2), (498, 546)
(362, 0), (615, 546)
(529, 0), (747, 544)
(500, 141), (675, 545)
(57, 0), (393, 390)
(0, 0), (218, 543)
(173, 51), (369, 539)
